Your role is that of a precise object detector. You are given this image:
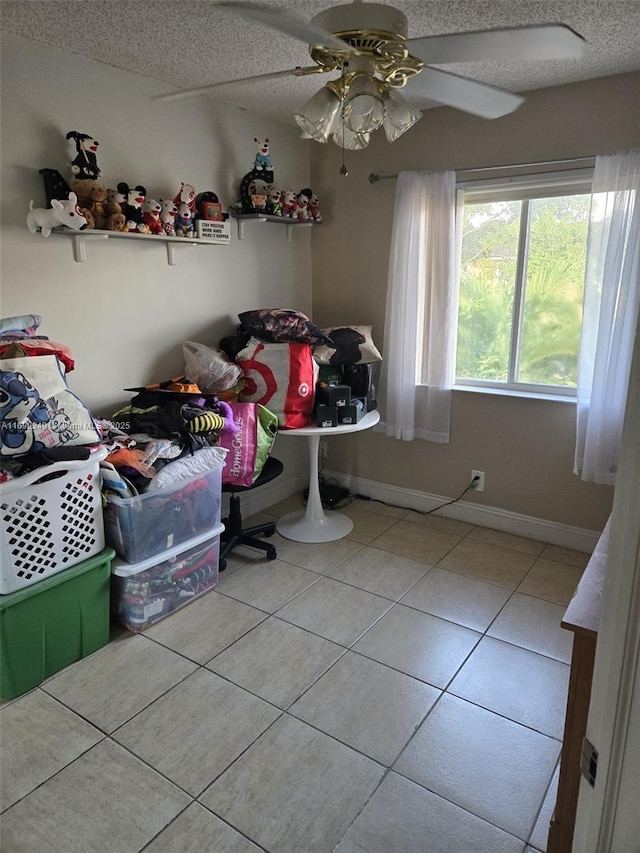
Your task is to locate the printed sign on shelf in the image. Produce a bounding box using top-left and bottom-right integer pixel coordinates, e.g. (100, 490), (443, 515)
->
(196, 220), (231, 243)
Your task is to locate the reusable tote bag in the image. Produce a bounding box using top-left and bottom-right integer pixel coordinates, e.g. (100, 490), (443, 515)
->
(236, 338), (317, 429)
(217, 401), (278, 486)
(0, 354), (100, 458)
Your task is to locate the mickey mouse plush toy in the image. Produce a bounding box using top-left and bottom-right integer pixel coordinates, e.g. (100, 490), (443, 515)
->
(117, 182), (149, 233)
(66, 130), (101, 180)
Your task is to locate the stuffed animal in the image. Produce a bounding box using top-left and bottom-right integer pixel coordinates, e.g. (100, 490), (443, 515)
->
(308, 192), (322, 222)
(281, 189), (297, 218)
(173, 182), (196, 216)
(71, 179), (126, 231)
(26, 192), (88, 237)
(175, 201), (194, 237)
(106, 187), (126, 210)
(117, 182), (148, 233)
(142, 199), (164, 235)
(266, 186), (283, 216)
(295, 189), (310, 222)
(253, 138), (272, 171)
(159, 199), (178, 236)
(66, 131), (101, 180)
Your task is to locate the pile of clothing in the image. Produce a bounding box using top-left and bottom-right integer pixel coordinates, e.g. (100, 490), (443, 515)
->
(100, 376), (236, 500)
(100, 378), (235, 563)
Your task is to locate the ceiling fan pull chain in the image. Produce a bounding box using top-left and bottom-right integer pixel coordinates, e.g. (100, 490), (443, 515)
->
(340, 109), (349, 176)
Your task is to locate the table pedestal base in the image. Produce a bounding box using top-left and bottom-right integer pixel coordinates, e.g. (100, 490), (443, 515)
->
(277, 510), (353, 543)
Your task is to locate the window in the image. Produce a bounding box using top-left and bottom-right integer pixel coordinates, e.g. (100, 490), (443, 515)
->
(455, 172), (592, 396)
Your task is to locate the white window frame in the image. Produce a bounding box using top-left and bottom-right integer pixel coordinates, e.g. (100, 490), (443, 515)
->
(454, 168), (593, 400)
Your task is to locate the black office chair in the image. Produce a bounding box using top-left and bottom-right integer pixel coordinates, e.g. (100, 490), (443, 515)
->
(219, 456), (284, 571)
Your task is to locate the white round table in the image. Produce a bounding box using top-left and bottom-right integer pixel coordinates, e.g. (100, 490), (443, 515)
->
(276, 409), (380, 543)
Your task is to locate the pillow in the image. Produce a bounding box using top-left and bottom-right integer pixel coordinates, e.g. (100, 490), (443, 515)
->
(313, 325), (382, 366)
(238, 308), (333, 346)
(0, 354), (100, 458)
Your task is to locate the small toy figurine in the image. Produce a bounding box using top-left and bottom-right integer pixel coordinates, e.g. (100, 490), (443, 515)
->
(308, 192), (322, 222)
(159, 199), (178, 236)
(265, 186), (283, 216)
(142, 199), (164, 235)
(295, 189), (311, 221)
(195, 191), (227, 222)
(26, 192), (88, 237)
(251, 191), (268, 212)
(71, 179), (126, 231)
(253, 138), (272, 171)
(281, 189), (297, 218)
(66, 131), (101, 180)
(106, 187), (126, 209)
(173, 182), (196, 215)
(117, 182), (148, 232)
(175, 201), (194, 237)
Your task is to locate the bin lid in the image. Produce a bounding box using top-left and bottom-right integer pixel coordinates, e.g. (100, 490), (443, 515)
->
(0, 548), (116, 606)
(111, 522), (224, 577)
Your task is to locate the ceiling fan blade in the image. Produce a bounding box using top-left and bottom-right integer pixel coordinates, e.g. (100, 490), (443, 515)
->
(215, 1), (353, 53)
(406, 24), (585, 65)
(404, 67), (525, 119)
(154, 67), (319, 102)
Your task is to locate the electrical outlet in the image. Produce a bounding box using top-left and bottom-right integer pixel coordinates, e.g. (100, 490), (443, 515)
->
(471, 470), (485, 492)
(319, 441), (328, 459)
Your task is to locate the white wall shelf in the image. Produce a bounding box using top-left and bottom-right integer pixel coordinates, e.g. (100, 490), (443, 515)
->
(230, 212), (315, 242)
(48, 228), (229, 265)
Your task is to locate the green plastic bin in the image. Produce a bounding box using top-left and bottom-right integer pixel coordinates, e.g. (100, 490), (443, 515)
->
(0, 548), (115, 699)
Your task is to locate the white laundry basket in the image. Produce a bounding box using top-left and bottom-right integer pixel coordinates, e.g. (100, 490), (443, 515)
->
(0, 446), (107, 594)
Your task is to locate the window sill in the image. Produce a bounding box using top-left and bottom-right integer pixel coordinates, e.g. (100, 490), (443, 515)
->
(452, 384), (576, 404)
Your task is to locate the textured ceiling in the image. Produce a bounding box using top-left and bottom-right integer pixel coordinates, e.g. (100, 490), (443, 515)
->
(2, 0), (639, 124)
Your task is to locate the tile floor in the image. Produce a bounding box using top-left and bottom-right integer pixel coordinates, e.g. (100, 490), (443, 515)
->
(0, 494), (591, 853)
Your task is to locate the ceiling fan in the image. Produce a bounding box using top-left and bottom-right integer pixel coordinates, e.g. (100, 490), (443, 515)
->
(157, 0), (585, 149)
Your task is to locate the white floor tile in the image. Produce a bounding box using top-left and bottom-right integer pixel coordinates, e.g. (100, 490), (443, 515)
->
(6, 512), (577, 853)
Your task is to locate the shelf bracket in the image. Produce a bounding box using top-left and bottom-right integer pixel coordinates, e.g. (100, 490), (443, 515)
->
(286, 222), (313, 242)
(236, 216), (267, 240)
(166, 241), (198, 265)
(70, 232), (108, 262)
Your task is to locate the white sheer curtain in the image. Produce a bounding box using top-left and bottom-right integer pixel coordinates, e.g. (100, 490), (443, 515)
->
(376, 170), (458, 442)
(575, 149), (640, 485)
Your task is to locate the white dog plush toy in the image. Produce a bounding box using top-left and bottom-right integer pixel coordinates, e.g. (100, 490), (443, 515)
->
(26, 192), (88, 237)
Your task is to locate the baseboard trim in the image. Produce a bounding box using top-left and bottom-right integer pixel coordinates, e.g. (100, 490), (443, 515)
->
(225, 467), (602, 553)
(324, 469), (602, 553)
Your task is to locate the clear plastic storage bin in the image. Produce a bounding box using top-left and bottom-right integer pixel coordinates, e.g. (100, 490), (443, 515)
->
(104, 457), (223, 563)
(0, 447), (107, 594)
(110, 524), (223, 632)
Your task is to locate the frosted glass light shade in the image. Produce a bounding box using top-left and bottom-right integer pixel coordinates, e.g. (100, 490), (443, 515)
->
(342, 73), (385, 133)
(294, 84), (342, 143)
(332, 122), (370, 150)
(382, 88), (423, 142)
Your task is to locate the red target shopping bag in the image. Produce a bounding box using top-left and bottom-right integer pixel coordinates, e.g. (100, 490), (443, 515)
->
(237, 339), (317, 429)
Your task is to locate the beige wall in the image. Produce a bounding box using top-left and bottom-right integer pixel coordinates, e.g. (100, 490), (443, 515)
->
(309, 72), (640, 530)
(1, 34), (637, 531)
(1, 34), (313, 420)
(0, 33), (313, 477)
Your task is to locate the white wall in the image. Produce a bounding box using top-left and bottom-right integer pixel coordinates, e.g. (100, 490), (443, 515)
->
(0, 33), (313, 423)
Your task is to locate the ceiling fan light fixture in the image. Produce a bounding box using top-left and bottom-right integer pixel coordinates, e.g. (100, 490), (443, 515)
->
(381, 87), (423, 142)
(341, 72), (386, 134)
(294, 81), (342, 143)
(332, 123), (371, 150)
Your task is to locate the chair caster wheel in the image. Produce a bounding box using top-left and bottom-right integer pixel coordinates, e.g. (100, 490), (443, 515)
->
(219, 559), (227, 572)
(266, 548), (277, 561)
